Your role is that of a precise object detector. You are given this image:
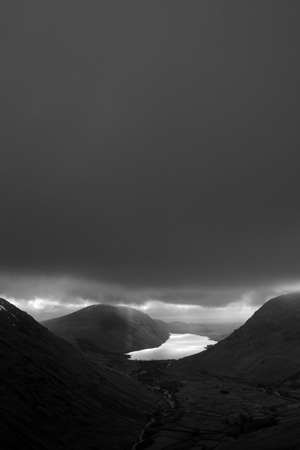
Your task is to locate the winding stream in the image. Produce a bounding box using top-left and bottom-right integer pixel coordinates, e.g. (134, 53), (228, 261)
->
(132, 388), (176, 450)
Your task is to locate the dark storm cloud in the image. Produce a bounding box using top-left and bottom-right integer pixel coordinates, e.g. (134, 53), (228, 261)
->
(1, 1), (300, 305)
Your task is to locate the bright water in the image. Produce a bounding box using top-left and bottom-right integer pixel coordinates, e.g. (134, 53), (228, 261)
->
(127, 333), (217, 360)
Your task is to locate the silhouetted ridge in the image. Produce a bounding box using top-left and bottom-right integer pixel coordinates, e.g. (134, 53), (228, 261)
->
(0, 297), (43, 335)
(181, 293), (300, 384)
(42, 304), (169, 353)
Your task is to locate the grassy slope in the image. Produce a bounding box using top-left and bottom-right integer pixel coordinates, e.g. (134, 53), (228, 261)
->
(180, 293), (300, 384)
(0, 299), (157, 450)
(42, 304), (169, 353)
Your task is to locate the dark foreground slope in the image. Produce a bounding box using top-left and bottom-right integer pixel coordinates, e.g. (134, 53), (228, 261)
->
(42, 304), (169, 353)
(181, 293), (300, 384)
(146, 293), (300, 449)
(0, 298), (157, 450)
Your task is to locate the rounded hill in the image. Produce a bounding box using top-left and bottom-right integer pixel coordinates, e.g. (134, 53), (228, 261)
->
(42, 304), (169, 353)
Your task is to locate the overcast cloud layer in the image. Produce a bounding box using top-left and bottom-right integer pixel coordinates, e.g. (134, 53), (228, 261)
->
(1, 2), (300, 320)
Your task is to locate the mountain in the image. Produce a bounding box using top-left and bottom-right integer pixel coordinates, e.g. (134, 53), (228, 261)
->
(0, 298), (157, 450)
(42, 304), (169, 353)
(180, 293), (300, 384)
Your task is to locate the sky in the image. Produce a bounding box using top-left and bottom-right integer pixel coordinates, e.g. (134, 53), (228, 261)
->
(1, 1), (300, 322)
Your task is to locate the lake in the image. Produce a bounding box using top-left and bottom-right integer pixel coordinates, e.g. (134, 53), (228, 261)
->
(127, 333), (217, 360)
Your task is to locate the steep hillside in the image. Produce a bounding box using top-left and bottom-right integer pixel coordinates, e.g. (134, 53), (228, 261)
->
(42, 304), (169, 353)
(180, 293), (300, 384)
(0, 298), (157, 450)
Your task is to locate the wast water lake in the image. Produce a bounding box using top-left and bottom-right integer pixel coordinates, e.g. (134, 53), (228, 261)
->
(127, 333), (217, 360)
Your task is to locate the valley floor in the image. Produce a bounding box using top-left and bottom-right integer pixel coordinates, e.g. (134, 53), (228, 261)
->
(101, 357), (300, 450)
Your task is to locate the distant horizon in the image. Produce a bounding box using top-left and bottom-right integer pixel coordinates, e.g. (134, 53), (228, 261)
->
(1, 3), (300, 335)
(2, 3), (300, 450)
(4, 289), (300, 325)
(3, 295), (255, 324)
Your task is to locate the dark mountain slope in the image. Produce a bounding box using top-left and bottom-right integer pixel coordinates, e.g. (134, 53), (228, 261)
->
(180, 293), (300, 384)
(42, 304), (169, 353)
(0, 298), (157, 450)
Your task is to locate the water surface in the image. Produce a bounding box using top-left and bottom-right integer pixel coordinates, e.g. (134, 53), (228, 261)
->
(127, 333), (216, 360)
